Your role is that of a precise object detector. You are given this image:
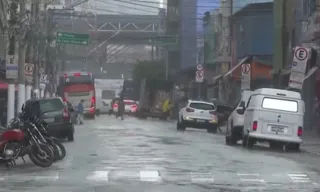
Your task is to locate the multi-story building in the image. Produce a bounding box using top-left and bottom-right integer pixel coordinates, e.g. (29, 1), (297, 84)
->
(233, 0), (273, 14)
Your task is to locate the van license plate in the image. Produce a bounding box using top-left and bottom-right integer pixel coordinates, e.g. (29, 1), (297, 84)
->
(197, 119), (205, 123)
(270, 125), (284, 133)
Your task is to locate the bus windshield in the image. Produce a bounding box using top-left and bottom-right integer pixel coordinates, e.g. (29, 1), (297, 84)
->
(64, 75), (93, 85)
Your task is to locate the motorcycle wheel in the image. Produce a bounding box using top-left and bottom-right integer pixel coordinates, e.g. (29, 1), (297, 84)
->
(45, 138), (60, 162)
(28, 143), (55, 168)
(52, 138), (66, 160)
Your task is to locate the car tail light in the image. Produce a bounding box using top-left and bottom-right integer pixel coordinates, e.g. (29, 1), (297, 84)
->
(90, 96), (96, 107)
(113, 103), (118, 108)
(131, 104), (137, 108)
(209, 111), (216, 115)
(63, 109), (70, 120)
(252, 121), (258, 131)
(186, 107), (194, 112)
(297, 126), (303, 136)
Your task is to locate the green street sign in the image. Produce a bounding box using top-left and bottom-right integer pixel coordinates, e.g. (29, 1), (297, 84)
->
(150, 36), (178, 45)
(56, 32), (89, 45)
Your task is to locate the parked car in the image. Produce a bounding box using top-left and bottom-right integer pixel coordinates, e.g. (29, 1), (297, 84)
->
(113, 99), (138, 114)
(26, 97), (75, 141)
(211, 99), (234, 127)
(177, 100), (218, 133)
(239, 88), (304, 151)
(225, 90), (252, 145)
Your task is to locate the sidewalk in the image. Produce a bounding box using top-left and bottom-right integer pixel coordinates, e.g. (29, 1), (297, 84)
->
(301, 129), (320, 155)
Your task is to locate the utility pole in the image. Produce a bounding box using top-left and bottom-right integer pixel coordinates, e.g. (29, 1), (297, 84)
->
(29, 1), (40, 100)
(273, 0), (285, 87)
(17, 0), (27, 113)
(7, 0), (18, 124)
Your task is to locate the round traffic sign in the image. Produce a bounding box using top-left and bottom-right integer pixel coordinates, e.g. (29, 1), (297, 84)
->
(241, 64), (251, 74)
(25, 64), (34, 73)
(39, 68), (44, 74)
(196, 64), (203, 71)
(196, 70), (203, 77)
(294, 47), (308, 61)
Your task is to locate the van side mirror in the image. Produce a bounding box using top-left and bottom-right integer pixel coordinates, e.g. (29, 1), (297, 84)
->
(239, 101), (245, 108)
(236, 108), (245, 115)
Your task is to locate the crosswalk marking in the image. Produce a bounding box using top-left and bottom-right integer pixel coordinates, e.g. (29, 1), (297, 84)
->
(86, 171), (109, 181)
(191, 172), (214, 183)
(288, 173), (311, 183)
(0, 170), (317, 185)
(140, 171), (161, 182)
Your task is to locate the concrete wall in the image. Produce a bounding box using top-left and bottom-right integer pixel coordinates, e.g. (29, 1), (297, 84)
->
(233, 10), (273, 60)
(179, 0), (197, 69)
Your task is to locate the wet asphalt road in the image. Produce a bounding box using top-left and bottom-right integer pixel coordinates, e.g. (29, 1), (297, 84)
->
(1, 115), (320, 192)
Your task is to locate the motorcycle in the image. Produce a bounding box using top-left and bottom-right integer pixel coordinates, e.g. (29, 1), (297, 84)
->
(0, 119), (55, 167)
(8, 114), (66, 161)
(34, 117), (66, 161)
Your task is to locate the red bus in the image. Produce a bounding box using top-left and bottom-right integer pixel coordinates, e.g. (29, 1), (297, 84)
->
(57, 71), (96, 119)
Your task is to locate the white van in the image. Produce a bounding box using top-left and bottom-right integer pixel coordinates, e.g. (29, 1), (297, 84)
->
(237, 88), (305, 151)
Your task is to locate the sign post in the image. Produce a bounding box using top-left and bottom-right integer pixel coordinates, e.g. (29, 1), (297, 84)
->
(24, 63), (34, 82)
(241, 63), (251, 90)
(288, 46), (310, 90)
(6, 55), (18, 79)
(39, 74), (47, 90)
(56, 32), (89, 45)
(195, 64), (204, 99)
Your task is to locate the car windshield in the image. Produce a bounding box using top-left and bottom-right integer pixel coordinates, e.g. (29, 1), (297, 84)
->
(189, 102), (215, 110)
(39, 99), (65, 112)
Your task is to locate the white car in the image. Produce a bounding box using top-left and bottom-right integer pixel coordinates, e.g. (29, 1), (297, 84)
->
(177, 100), (218, 133)
(226, 90), (252, 145)
(113, 99), (138, 114)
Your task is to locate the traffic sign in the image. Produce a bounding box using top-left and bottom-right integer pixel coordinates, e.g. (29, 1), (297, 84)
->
(149, 36), (178, 45)
(6, 55), (18, 79)
(195, 70), (204, 83)
(241, 64), (251, 74)
(196, 64), (203, 71)
(289, 46), (311, 90)
(40, 74), (47, 83)
(56, 32), (89, 45)
(294, 47), (308, 61)
(241, 63), (251, 90)
(24, 63), (34, 76)
(39, 68), (44, 74)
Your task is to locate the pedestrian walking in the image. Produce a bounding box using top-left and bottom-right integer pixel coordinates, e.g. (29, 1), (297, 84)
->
(116, 91), (125, 120)
(76, 99), (84, 124)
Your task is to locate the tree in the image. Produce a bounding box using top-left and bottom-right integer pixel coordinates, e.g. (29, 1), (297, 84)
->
(132, 59), (166, 81)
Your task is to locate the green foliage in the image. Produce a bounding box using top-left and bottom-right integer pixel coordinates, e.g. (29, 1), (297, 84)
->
(132, 59), (166, 81)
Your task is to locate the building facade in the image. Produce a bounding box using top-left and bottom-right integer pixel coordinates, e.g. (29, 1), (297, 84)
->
(233, 0), (273, 14)
(232, 2), (273, 61)
(179, 0), (197, 69)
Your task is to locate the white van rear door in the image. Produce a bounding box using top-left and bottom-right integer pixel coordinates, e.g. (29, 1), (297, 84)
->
(259, 97), (301, 136)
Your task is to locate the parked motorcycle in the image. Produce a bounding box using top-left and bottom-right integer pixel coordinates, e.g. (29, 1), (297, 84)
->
(0, 121), (55, 167)
(34, 118), (66, 160)
(8, 114), (66, 161)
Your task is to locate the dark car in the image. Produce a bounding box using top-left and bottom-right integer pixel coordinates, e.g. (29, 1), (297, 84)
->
(38, 98), (75, 141)
(210, 99), (234, 126)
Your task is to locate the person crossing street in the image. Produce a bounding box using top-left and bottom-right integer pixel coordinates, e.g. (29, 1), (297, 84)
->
(76, 100), (84, 124)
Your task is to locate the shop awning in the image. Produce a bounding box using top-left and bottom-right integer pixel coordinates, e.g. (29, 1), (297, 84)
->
(223, 56), (249, 79)
(213, 74), (223, 82)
